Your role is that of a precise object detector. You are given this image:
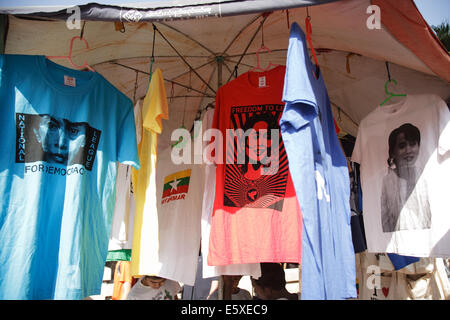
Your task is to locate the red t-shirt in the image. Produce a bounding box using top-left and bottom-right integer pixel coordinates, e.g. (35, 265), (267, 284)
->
(207, 65), (302, 266)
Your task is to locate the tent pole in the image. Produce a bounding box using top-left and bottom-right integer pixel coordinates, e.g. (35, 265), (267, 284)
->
(108, 62), (215, 98)
(216, 56), (224, 89)
(153, 24), (216, 94)
(225, 14), (269, 84)
(0, 14), (8, 54)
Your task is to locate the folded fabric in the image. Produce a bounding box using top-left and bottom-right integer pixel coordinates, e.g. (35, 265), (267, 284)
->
(387, 253), (420, 271)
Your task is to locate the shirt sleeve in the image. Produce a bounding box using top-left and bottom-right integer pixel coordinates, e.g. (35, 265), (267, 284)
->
(142, 68), (169, 134)
(280, 22), (319, 131)
(117, 100), (140, 169)
(279, 101), (318, 131)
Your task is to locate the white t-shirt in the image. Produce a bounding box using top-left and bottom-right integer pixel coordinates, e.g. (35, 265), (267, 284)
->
(151, 139), (204, 286)
(127, 278), (181, 300)
(352, 94), (450, 257)
(108, 163), (135, 251)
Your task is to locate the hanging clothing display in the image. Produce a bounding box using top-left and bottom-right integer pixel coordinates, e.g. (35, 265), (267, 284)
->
(387, 253), (420, 271)
(112, 261), (132, 300)
(349, 162), (367, 254)
(130, 68), (169, 277)
(182, 255), (218, 300)
(355, 251), (450, 300)
(207, 64), (302, 266)
(200, 108), (262, 279)
(279, 22), (356, 300)
(107, 99), (143, 262)
(352, 94), (450, 257)
(149, 141), (204, 286)
(107, 163), (135, 261)
(0, 54), (139, 300)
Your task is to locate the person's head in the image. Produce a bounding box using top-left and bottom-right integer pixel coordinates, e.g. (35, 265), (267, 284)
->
(387, 123), (420, 169)
(251, 263), (286, 300)
(33, 115), (87, 165)
(141, 275), (166, 289)
(243, 113), (277, 163)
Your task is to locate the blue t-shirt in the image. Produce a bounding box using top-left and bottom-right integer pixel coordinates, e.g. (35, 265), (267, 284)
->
(279, 23), (356, 300)
(0, 54), (139, 299)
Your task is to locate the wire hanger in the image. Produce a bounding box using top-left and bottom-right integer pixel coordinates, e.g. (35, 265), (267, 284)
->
(380, 62), (406, 106)
(249, 13), (280, 72)
(46, 22), (95, 72)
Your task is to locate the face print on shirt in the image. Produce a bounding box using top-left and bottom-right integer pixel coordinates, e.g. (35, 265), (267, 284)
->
(224, 105), (290, 211)
(380, 123), (431, 232)
(15, 113), (101, 171)
(33, 115), (87, 165)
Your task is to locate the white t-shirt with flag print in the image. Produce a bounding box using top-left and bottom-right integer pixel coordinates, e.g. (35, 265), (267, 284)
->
(152, 142), (204, 286)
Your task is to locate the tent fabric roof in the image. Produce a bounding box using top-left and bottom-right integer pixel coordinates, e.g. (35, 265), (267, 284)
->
(0, 0), (341, 20)
(2, 0), (449, 142)
(373, 0), (450, 83)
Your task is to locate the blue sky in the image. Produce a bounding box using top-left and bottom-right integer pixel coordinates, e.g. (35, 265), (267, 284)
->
(414, 0), (449, 26)
(0, 0), (448, 26)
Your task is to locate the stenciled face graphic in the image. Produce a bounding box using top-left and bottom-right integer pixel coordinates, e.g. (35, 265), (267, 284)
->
(247, 120), (272, 162)
(392, 132), (419, 168)
(34, 115), (87, 165)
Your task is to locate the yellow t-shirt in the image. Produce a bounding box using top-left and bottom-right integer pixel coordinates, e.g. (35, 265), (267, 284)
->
(131, 68), (169, 277)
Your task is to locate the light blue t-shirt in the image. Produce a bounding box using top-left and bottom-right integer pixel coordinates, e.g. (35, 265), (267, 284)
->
(279, 23), (356, 300)
(0, 54), (139, 300)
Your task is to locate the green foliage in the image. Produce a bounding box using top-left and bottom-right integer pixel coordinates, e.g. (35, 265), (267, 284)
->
(432, 21), (450, 52)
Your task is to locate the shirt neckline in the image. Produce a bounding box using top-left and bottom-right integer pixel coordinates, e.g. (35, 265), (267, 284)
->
(36, 55), (100, 95)
(380, 95), (409, 115)
(245, 65), (285, 93)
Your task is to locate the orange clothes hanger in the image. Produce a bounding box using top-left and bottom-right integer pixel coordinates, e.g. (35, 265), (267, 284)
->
(250, 45), (280, 72)
(249, 12), (280, 73)
(305, 7), (320, 80)
(46, 35), (95, 72)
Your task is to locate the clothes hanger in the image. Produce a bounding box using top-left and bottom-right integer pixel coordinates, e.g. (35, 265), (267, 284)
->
(249, 14), (280, 73)
(305, 7), (320, 79)
(189, 102), (215, 134)
(171, 96), (188, 148)
(380, 62), (406, 106)
(46, 35), (95, 72)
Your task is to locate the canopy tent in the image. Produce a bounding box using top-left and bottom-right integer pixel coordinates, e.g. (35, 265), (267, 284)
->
(1, 0), (449, 147)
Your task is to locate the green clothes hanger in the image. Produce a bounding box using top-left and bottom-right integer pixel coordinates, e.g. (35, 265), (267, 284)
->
(171, 96), (188, 148)
(380, 62), (406, 106)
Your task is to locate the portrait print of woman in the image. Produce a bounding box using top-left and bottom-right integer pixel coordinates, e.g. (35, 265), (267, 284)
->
(380, 123), (431, 232)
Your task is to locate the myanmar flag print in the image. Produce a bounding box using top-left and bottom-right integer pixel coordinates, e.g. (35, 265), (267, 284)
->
(161, 169), (191, 204)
